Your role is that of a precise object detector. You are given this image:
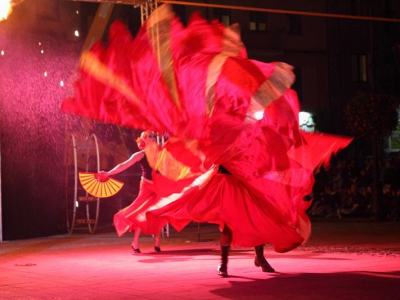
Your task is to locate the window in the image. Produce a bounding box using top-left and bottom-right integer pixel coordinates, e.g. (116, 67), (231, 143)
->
(214, 9), (231, 26)
(249, 12), (267, 32)
(388, 108), (400, 152)
(351, 54), (368, 82)
(287, 14), (302, 35)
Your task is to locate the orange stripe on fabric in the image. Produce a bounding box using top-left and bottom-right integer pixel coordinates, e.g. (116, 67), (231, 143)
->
(205, 26), (243, 116)
(146, 4), (181, 110)
(80, 52), (141, 107)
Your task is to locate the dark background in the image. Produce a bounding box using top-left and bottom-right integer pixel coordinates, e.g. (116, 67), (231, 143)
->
(0, 0), (399, 240)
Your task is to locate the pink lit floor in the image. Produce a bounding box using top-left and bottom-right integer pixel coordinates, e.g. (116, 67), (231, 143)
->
(1, 222), (399, 299)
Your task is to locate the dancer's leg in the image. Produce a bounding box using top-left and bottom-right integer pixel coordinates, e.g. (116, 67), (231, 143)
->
(131, 229), (142, 253)
(154, 233), (161, 252)
(254, 244), (275, 272)
(218, 225), (232, 277)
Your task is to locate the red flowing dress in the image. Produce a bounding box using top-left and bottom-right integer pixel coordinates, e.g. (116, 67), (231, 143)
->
(113, 142), (200, 236)
(113, 170), (196, 236)
(63, 5), (351, 252)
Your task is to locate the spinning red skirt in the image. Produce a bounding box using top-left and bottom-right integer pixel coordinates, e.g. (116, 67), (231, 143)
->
(63, 5), (352, 252)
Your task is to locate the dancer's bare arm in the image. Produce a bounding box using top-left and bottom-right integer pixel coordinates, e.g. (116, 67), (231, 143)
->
(105, 150), (145, 176)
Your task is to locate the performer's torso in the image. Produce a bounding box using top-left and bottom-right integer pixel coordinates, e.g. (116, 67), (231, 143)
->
(140, 155), (152, 180)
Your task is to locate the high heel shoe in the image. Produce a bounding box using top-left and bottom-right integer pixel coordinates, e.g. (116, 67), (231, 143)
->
(254, 256), (275, 273)
(131, 246), (141, 254)
(217, 245), (230, 277)
(217, 263), (228, 278)
(154, 246), (161, 253)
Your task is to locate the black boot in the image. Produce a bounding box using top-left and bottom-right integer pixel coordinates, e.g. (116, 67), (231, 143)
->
(254, 245), (275, 273)
(218, 245), (230, 277)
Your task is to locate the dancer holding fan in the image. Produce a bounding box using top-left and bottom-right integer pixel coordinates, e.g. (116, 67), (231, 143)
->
(83, 130), (202, 254)
(92, 131), (162, 253)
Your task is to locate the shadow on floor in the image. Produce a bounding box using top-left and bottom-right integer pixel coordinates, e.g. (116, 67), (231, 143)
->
(211, 271), (400, 300)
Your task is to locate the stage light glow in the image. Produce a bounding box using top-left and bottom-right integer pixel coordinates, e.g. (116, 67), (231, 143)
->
(0, 0), (12, 21)
(59, 80), (64, 87)
(40, 49), (44, 54)
(253, 111), (264, 120)
(75, 10), (79, 15)
(1, 49), (4, 56)
(38, 42), (42, 46)
(44, 71), (48, 77)
(299, 111), (315, 132)
(74, 30), (80, 37)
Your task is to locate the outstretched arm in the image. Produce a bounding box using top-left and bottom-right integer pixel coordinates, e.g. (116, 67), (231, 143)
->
(106, 150), (145, 176)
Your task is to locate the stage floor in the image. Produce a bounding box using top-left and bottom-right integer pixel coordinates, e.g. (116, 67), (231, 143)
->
(1, 222), (399, 299)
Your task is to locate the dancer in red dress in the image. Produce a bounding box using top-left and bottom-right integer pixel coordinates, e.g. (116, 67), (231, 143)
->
(105, 131), (200, 253)
(63, 4), (351, 276)
(105, 131), (161, 253)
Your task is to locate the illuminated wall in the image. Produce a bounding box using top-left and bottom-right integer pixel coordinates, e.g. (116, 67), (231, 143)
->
(0, 0), (82, 239)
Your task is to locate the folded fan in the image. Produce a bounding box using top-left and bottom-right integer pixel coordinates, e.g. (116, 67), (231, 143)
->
(79, 172), (124, 198)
